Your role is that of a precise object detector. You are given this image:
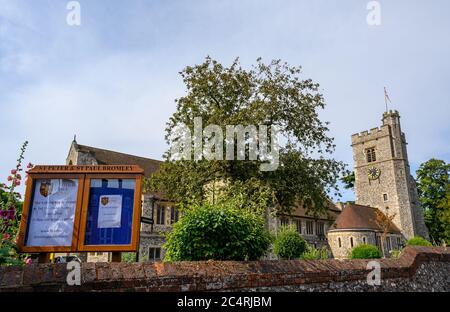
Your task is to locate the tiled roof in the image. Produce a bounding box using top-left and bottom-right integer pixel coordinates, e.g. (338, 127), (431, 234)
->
(329, 203), (401, 234)
(283, 200), (341, 221)
(76, 144), (161, 177)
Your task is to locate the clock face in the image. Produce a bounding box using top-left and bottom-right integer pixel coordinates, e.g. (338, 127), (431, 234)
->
(367, 167), (381, 180)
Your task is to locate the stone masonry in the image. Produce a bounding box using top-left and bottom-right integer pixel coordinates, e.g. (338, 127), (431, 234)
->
(1, 246), (448, 292)
(351, 110), (428, 240)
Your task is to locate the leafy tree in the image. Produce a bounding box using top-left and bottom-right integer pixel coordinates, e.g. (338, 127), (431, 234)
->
(163, 202), (271, 261)
(416, 159), (450, 245)
(147, 57), (345, 217)
(406, 236), (432, 247)
(273, 225), (307, 259)
(374, 209), (397, 257)
(340, 171), (355, 190)
(349, 244), (381, 259)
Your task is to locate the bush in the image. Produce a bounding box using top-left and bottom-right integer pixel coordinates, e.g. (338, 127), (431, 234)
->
(406, 236), (432, 247)
(273, 225), (307, 259)
(163, 202), (271, 261)
(350, 244), (382, 259)
(300, 245), (329, 260)
(390, 249), (402, 259)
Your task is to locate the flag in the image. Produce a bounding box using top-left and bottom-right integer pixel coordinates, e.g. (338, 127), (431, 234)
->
(384, 87), (392, 103)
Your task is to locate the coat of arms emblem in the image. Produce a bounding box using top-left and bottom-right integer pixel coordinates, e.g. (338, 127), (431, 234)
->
(39, 181), (53, 197)
(101, 197), (109, 206)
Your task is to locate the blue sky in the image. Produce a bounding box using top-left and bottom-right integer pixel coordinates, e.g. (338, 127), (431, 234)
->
(1, 0), (449, 201)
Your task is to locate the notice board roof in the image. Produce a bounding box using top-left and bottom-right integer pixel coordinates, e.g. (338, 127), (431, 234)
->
(28, 165), (145, 174)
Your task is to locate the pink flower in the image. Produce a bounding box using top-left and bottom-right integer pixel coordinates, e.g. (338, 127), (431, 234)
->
(15, 180), (20, 186)
(7, 176), (13, 181)
(27, 163), (33, 169)
(2, 233), (10, 241)
(10, 169), (17, 175)
(25, 258), (33, 265)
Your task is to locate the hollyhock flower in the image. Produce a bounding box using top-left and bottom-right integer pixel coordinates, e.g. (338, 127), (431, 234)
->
(15, 180), (20, 186)
(2, 233), (11, 241)
(16, 174), (21, 180)
(11, 169), (17, 175)
(7, 176), (13, 181)
(7, 208), (15, 220)
(25, 258), (33, 265)
(27, 163), (33, 169)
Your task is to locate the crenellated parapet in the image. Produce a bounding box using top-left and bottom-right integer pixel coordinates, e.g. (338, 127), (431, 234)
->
(351, 124), (390, 145)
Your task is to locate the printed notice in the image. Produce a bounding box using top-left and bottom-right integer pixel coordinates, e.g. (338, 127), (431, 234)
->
(98, 195), (122, 228)
(26, 179), (78, 247)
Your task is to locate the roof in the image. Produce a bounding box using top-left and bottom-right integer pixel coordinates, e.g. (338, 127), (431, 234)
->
(329, 203), (401, 234)
(283, 200), (341, 221)
(75, 143), (161, 177)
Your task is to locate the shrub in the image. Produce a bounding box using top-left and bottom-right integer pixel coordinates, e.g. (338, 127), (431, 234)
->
(300, 245), (329, 260)
(390, 249), (402, 259)
(273, 225), (307, 259)
(1, 142), (30, 266)
(406, 236), (432, 247)
(163, 202), (271, 261)
(350, 244), (382, 259)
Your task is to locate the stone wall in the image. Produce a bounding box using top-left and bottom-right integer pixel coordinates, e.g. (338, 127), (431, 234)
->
(1, 246), (448, 292)
(328, 230), (403, 259)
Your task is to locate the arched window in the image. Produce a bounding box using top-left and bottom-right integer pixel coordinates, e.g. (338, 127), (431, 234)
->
(350, 237), (354, 248)
(338, 237), (342, 248)
(363, 237), (367, 244)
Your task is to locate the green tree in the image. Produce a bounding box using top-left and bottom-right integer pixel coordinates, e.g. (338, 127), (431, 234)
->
(163, 202), (271, 261)
(406, 236), (432, 247)
(147, 57), (345, 217)
(341, 171), (355, 190)
(349, 244), (381, 259)
(416, 159), (450, 245)
(273, 225), (307, 259)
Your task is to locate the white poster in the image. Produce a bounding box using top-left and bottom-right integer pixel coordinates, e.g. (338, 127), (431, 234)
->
(97, 195), (122, 228)
(26, 179), (78, 247)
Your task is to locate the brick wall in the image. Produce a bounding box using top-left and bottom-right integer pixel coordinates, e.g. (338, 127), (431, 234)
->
(1, 246), (448, 292)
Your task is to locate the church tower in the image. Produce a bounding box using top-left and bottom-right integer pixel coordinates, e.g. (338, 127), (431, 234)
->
(351, 110), (428, 240)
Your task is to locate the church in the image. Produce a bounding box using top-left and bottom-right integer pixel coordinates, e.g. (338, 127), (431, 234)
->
(65, 110), (428, 261)
(328, 110), (429, 258)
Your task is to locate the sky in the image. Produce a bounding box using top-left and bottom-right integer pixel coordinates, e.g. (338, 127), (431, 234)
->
(1, 0), (449, 201)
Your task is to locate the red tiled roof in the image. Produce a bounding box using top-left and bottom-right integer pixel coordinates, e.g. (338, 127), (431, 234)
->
(76, 144), (161, 177)
(330, 203), (401, 234)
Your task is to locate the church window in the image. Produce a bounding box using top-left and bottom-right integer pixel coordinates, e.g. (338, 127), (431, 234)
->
(148, 247), (161, 261)
(170, 207), (179, 224)
(396, 237), (402, 248)
(294, 219), (302, 234)
(306, 220), (314, 235)
(375, 235), (381, 250)
(350, 237), (354, 248)
(156, 205), (165, 225)
(383, 193), (388, 202)
(280, 218), (289, 227)
(366, 148), (376, 163)
(363, 237), (367, 244)
(316, 222), (325, 236)
(69, 160), (73, 165)
(338, 237), (342, 248)
(386, 236), (392, 251)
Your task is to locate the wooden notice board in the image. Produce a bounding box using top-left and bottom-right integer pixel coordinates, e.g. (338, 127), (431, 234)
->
(17, 165), (144, 253)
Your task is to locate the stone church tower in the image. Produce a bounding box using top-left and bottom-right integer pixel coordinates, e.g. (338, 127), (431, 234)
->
(351, 110), (428, 240)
